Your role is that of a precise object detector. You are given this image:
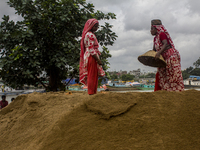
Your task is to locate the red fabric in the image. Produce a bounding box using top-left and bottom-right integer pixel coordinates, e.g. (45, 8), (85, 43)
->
(0, 100), (8, 109)
(80, 19), (99, 55)
(80, 19), (99, 85)
(154, 32), (170, 51)
(79, 18), (105, 86)
(152, 24), (175, 50)
(152, 24), (184, 91)
(159, 32), (170, 44)
(87, 55), (98, 95)
(154, 72), (161, 91)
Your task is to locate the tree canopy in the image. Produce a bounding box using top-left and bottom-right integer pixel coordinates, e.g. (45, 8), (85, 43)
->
(0, 0), (117, 91)
(121, 74), (135, 81)
(193, 57), (200, 68)
(110, 74), (118, 80)
(182, 66), (200, 80)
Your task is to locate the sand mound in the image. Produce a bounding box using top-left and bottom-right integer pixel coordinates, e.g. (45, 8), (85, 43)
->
(0, 90), (200, 150)
(85, 92), (137, 119)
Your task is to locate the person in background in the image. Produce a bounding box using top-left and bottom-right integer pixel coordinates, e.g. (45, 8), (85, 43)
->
(150, 19), (184, 91)
(0, 95), (8, 109)
(11, 98), (15, 102)
(79, 18), (105, 95)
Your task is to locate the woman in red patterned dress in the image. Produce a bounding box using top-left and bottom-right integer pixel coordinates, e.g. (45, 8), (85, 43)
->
(79, 18), (105, 95)
(151, 19), (184, 91)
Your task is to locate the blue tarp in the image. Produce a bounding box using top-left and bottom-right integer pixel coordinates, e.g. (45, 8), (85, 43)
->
(63, 77), (108, 85)
(189, 75), (200, 80)
(100, 77), (109, 84)
(63, 78), (78, 85)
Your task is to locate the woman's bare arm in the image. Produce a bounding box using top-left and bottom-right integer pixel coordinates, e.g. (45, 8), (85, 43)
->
(155, 39), (168, 59)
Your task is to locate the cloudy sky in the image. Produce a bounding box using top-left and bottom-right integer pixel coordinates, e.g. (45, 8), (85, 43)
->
(87, 0), (200, 73)
(1, 0), (200, 74)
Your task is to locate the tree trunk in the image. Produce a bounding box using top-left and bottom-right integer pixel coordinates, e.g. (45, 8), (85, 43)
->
(49, 67), (58, 92)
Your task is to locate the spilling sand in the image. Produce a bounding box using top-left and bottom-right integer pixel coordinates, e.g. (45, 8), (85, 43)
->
(0, 90), (200, 150)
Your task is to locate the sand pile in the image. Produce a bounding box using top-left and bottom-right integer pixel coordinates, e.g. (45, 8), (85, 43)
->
(0, 90), (200, 150)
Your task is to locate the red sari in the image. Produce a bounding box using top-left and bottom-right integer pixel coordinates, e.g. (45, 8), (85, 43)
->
(153, 25), (184, 92)
(79, 19), (105, 94)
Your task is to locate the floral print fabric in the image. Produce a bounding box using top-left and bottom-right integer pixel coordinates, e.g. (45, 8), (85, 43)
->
(153, 25), (184, 91)
(80, 32), (105, 85)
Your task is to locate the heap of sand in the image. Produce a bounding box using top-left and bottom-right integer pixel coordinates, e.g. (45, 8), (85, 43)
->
(0, 90), (200, 150)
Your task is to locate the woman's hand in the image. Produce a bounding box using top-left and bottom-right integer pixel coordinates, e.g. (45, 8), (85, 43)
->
(92, 54), (103, 65)
(155, 51), (161, 60)
(97, 59), (103, 65)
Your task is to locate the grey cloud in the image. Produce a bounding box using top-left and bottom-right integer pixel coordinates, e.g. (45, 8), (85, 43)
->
(0, 0), (22, 21)
(187, 0), (200, 14)
(87, 0), (126, 8)
(0, 1), (13, 15)
(89, 0), (200, 71)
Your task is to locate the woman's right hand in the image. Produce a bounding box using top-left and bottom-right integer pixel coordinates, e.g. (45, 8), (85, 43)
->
(155, 51), (161, 60)
(92, 54), (103, 65)
(97, 59), (103, 65)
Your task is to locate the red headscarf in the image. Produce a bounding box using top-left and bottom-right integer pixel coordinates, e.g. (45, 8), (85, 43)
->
(79, 19), (99, 85)
(152, 24), (180, 60)
(152, 25), (175, 51)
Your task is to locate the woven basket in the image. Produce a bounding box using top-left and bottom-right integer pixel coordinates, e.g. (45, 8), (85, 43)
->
(138, 50), (166, 68)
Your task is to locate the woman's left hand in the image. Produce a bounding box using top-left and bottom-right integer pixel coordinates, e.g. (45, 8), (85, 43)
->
(97, 59), (103, 65)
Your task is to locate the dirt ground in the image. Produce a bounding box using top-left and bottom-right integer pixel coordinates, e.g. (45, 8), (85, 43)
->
(0, 90), (200, 150)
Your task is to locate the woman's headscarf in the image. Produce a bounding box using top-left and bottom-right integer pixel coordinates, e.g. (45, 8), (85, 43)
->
(79, 18), (99, 84)
(151, 19), (175, 50)
(80, 19), (99, 53)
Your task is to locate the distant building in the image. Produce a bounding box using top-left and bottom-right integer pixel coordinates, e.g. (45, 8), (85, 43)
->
(107, 71), (117, 76)
(108, 70), (127, 77)
(129, 69), (141, 76)
(119, 70), (127, 75)
(116, 72), (121, 77)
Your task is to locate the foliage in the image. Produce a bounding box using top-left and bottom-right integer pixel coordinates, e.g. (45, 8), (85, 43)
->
(145, 73), (156, 78)
(182, 71), (190, 80)
(0, 0), (117, 91)
(190, 68), (200, 76)
(139, 72), (156, 79)
(121, 74), (135, 81)
(110, 74), (118, 80)
(193, 57), (200, 68)
(182, 66), (193, 80)
(182, 66), (200, 80)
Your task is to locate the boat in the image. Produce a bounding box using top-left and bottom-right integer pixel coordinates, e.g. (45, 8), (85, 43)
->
(0, 90), (25, 96)
(106, 83), (140, 91)
(184, 85), (200, 89)
(0, 89), (45, 96)
(67, 85), (82, 91)
(136, 84), (155, 90)
(67, 84), (106, 92)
